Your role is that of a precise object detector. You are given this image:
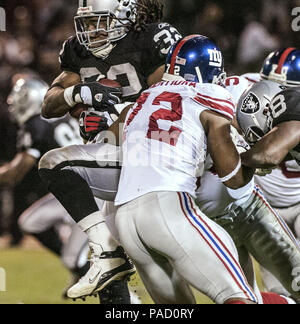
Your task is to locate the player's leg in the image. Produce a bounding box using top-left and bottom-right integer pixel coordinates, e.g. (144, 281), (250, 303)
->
(18, 193), (91, 297)
(95, 199), (135, 304)
(116, 191), (258, 304)
(18, 194), (66, 255)
(39, 143), (135, 300)
(115, 203), (195, 304)
(258, 204), (300, 299)
(225, 186), (300, 301)
(273, 204), (300, 241)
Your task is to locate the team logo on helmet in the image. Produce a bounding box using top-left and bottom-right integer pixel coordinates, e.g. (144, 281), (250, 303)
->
(241, 93), (260, 114)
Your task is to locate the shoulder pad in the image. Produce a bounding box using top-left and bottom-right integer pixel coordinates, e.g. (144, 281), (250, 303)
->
(193, 84), (235, 120)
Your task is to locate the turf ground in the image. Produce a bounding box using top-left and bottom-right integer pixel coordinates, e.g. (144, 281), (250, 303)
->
(0, 237), (262, 304)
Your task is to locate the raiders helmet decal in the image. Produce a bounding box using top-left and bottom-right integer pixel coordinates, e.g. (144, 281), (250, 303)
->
(241, 93), (260, 114)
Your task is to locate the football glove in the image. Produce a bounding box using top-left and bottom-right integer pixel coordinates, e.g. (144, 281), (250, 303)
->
(79, 111), (109, 141)
(64, 82), (122, 112)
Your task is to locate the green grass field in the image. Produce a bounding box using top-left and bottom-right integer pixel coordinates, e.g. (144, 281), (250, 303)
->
(0, 245), (215, 304)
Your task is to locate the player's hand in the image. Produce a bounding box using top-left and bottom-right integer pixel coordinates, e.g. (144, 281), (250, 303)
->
(79, 111), (109, 141)
(64, 82), (122, 112)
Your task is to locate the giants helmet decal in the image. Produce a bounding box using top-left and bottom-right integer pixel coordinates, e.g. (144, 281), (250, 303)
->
(261, 48), (300, 87)
(163, 35), (226, 84)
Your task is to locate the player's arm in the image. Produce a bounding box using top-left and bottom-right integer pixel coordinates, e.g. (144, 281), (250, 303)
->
(43, 71), (122, 120)
(42, 71), (81, 119)
(0, 152), (36, 186)
(201, 110), (254, 189)
(241, 121), (300, 168)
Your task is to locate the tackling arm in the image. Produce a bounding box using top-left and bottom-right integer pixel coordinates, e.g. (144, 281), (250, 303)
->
(241, 121), (300, 168)
(201, 110), (254, 189)
(0, 152), (36, 186)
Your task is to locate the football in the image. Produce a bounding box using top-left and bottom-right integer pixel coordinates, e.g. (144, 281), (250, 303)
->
(99, 78), (122, 90)
(69, 103), (89, 120)
(69, 79), (122, 119)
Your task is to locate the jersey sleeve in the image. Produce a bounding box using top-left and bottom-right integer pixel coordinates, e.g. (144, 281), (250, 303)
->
(192, 84), (236, 120)
(17, 117), (52, 159)
(271, 88), (300, 127)
(142, 23), (182, 78)
(59, 36), (82, 74)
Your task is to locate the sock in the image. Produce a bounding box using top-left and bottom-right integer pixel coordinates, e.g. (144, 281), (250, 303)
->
(98, 280), (131, 304)
(33, 227), (63, 256)
(78, 211), (119, 252)
(225, 300), (247, 304)
(39, 169), (99, 223)
(261, 292), (289, 304)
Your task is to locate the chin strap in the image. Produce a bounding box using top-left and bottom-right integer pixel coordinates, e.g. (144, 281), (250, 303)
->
(91, 43), (116, 59)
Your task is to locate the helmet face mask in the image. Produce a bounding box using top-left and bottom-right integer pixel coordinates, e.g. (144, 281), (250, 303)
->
(75, 0), (137, 58)
(244, 125), (266, 145)
(164, 35), (226, 85)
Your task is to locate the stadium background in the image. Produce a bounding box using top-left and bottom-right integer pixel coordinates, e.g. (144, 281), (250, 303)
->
(0, 0), (298, 304)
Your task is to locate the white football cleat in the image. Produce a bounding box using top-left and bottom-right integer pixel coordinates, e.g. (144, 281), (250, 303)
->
(67, 245), (135, 300)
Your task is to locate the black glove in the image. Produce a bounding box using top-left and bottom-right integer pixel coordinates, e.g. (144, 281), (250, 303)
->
(72, 82), (122, 112)
(79, 111), (109, 141)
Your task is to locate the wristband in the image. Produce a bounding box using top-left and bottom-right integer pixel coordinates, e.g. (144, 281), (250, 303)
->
(219, 158), (242, 183)
(64, 86), (76, 107)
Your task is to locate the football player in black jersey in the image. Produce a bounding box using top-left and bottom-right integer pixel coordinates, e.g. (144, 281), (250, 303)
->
(42, 0), (181, 118)
(0, 76), (93, 297)
(40, 0), (182, 303)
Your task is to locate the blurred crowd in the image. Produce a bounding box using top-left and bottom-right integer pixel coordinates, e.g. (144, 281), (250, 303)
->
(0, 0), (300, 244)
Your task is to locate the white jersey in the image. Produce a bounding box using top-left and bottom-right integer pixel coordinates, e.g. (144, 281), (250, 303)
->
(255, 161), (300, 208)
(115, 81), (235, 206)
(241, 73), (261, 84)
(225, 76), (252, 106)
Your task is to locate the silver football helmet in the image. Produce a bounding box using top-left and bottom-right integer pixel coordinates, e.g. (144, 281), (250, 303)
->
(75, 0), (137, 58)
(237, 80), (285, 145)
(7, 78), (48, 126)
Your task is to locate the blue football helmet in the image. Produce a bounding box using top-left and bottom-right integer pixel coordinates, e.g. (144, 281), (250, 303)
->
(260, 48), (300, 87)
(164, 35), (226, 84)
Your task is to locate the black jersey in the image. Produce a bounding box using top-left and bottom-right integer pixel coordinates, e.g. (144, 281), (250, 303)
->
(270, 87), (300, 162)
(18, 115), (82, 160)
(59, 23), (182, 102)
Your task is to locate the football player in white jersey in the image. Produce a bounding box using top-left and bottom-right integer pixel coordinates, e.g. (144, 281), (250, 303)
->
(113, 35), (262, 304)
(40, 35), (261, 304)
